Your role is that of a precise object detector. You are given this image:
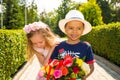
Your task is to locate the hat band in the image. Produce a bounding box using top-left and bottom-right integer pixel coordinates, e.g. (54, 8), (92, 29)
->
(69, 17), (83, 20)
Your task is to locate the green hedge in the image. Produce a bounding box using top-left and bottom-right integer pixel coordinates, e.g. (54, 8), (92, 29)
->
(0, 30), (26, 80)
(81, 22), (120, 66)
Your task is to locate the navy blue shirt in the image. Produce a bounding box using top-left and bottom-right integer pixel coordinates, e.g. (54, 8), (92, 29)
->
(50, 41), (94, 64)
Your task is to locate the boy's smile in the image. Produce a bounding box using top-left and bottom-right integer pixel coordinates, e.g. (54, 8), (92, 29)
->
(65, 20), (84, 44)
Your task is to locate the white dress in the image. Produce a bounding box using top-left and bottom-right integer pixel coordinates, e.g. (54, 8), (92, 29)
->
(13, 49), (48, 80)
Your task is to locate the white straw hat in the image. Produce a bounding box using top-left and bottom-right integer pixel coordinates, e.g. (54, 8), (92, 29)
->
(59, 10), (92, 35)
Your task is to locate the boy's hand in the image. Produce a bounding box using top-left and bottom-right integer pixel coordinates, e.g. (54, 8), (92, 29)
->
(82, 76), (87, 80)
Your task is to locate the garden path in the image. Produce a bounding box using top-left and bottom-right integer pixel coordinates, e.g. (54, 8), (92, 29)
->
(87, 55), (120, 80)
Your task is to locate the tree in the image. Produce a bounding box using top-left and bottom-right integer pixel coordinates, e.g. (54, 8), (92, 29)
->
(38, 0), (73, 37)
(97, 0), (120, 23)
(52, 0), (78, 37)
(3, 0), (38, 29)
(112, 8), (120, 22)
(79, 0), (104, 26)
(97, 0), (113, 23)
(110, 0), (120, 22)
(3, 0), (24, 29)
(53, 0), (70, 37)
(19, 0), (38, 24)
(39, 10), (48, 23)
(27, 3), (38, 24)
(38, 10), (57, 34)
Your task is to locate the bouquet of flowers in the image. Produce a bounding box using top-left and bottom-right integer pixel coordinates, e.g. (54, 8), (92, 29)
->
(37, 55), (90, 80)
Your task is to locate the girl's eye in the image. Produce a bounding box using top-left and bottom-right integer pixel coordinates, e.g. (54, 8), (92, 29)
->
(33, 42), (42, 45)
(38, 42), (43, 44)
(33, 43), (37, 46)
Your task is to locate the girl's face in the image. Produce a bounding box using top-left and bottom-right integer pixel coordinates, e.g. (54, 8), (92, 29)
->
(65, 20), (84, 43)
(30, 33), (46, 49)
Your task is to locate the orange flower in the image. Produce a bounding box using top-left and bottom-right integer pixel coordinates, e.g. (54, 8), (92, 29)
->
(61, 66), (68, 76)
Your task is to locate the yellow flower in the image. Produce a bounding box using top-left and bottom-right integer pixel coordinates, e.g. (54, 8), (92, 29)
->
(50, 68), (54, 75)
(45, 65), (54, 75)
(40, 66), (45, 71)
(76, 58), (83, 67)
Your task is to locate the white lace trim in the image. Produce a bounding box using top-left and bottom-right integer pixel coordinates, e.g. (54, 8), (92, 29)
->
(33, 47), (48, 57)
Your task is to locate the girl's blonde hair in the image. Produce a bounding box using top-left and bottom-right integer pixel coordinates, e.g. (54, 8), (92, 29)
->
(23, 21), (55, 60)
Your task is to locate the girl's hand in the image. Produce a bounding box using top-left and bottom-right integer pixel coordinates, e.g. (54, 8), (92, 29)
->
(43, 41), (60, 66)
(54, 41), (60, 46)
(52, 41), (60, 49)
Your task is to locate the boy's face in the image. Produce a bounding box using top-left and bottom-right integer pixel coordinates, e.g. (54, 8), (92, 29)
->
(65, 20), (84, 42)
(30, 33), (46, 49)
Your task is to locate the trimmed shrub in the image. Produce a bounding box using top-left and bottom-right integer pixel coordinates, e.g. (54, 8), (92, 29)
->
(81, 22), (120, 66)
(0, 30), (26, 80)
(79, 0), (104, 26)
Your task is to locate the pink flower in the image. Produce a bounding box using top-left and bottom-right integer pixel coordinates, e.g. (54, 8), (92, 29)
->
(23, 21), (48, 34)
(53, 70), (62, 79)
(30, 25), (37, 31)
(38, 71), (45, 78)
(34, 22), (47, 29)
(32, 22), (40, 29)
(23, 25), (31, 33)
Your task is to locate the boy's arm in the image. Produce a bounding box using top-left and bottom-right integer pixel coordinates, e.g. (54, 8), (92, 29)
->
(82, 63), (94, 80)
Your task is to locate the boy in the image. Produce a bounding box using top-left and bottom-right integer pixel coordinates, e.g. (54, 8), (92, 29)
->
(50, 10), (95, 80)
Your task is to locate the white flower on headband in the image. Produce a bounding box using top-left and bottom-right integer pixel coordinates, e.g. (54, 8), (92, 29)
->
(23, 22), (47, 34)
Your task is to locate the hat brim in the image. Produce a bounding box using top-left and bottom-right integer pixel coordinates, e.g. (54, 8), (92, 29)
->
(59, 19), (92, 35)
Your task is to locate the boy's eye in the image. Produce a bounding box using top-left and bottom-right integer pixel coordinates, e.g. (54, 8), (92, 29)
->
(67, 26), (73, 29)
(77, 27), (81, 30)
(69, 27), (73, 29)
(68, 27), (81, 30)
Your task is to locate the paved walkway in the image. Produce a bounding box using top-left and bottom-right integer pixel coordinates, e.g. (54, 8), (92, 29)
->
(13, 55), (120, 80)
(87, 59), (120, 80)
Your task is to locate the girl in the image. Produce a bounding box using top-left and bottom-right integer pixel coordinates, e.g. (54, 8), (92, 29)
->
(24, 21), (57, 66)
(13, 21), (59, 80)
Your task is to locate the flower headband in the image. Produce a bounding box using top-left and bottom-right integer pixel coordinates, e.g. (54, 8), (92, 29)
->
(23, 21), (48, 34)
